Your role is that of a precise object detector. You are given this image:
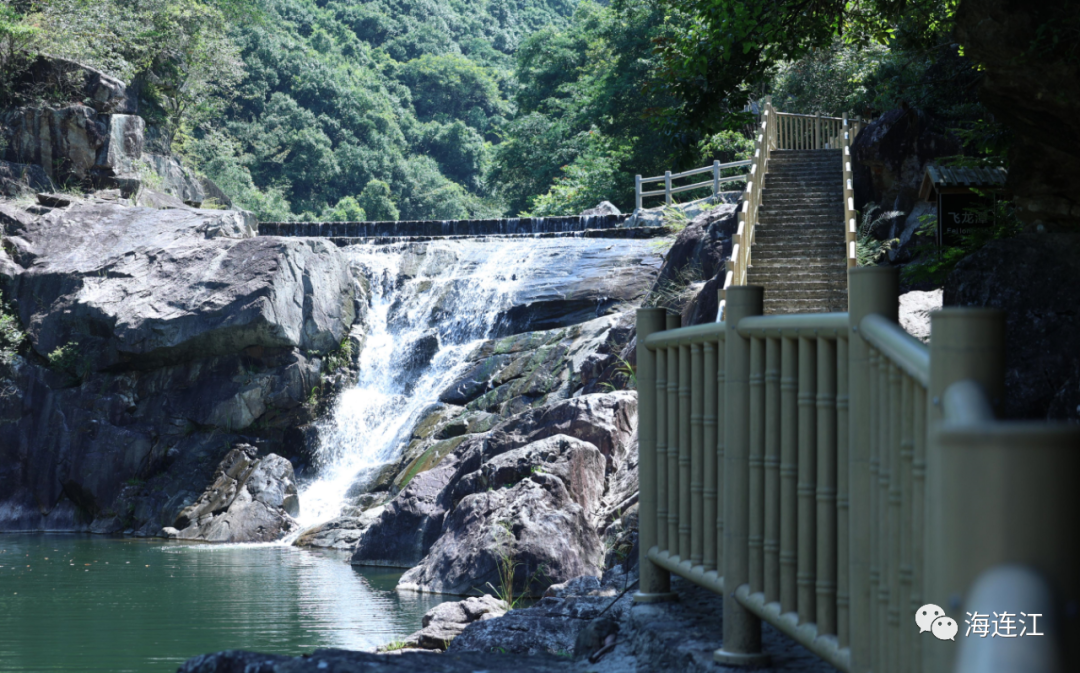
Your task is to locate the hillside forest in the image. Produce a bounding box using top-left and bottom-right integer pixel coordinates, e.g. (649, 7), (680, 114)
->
(1, 0), (1003, 221)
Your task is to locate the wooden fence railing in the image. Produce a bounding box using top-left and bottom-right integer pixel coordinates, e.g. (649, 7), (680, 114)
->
(635, 268), (1079, 673)
(635, 159), (752, 211)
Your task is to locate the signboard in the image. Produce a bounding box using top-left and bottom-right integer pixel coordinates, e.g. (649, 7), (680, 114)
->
(937, 192), (994, 247)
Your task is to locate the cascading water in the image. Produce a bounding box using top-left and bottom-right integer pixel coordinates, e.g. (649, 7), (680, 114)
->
(293, 235), (662, 530)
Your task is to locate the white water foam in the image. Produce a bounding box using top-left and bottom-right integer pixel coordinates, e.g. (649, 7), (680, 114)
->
(294, 238), (557, 529)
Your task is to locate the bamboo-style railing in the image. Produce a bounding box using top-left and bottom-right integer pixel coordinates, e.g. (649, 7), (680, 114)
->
(635, 268), (1079, 673)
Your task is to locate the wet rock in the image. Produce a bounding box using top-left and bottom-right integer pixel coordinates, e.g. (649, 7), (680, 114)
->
(295, 506), (385, 549)
(944, 233), (1080, 421)
(177, 649), (576, 673)
(35, 193), (74, 208)
(398, 595), (508, 650)
(172, 445), (299, 543)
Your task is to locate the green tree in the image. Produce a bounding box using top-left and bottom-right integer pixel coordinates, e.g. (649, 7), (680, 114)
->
(324, 196), (366, 222)
(397, 53), (507, 123)
(358, 179), (399, 222)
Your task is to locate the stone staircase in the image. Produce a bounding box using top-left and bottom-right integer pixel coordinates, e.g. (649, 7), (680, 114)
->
(747, 149), (848, 314)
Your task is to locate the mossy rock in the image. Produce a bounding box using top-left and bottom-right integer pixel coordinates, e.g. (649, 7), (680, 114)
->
(393, 435), (468, 491)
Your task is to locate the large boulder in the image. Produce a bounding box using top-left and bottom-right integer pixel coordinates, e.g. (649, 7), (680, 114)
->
(0, 203), (359, 535)
(397, 436), (607, 596)
(851, 107), (962, 226)
(944, 233), (1080, 421)
(351, 392), (638, 594)
(3, 203), (354, 368)
(2, 107), (145, 187)
(167, 444), (299, 543)
(955, 1), (1080, 231)
(397, 595), (508, 650)
(0, 161), (54, 197)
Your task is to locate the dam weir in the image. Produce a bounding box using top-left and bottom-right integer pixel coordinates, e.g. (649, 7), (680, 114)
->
(289, 224), (663, 530)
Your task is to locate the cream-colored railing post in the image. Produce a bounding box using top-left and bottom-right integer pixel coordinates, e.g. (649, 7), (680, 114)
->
(716, 285), (770, 665)
(635, 307), (676, 602)
(691, 343), (706, 566)
(679, 340), (692, 559)
(836, 335), (851, 647)
(923, 309), (1005, 672)
(656, 335), (669, 553)
(635, 174), (643, 212)
(780, 335), (799, 612)
(703, 336), (719, 572)
(764, 337), (781, 603)
(847, 267), (899, 672)
(666, 313), (681, 554)
(815, 336), (838, 636)
(749, 335), (766, 591)
(665, 170), (672, 206)
(797, 336), (818, 623)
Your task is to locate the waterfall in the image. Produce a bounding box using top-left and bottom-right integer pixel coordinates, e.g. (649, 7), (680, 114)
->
(293, 235), (660, 530)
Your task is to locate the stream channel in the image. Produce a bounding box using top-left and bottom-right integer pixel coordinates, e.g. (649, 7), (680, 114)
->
(0, 234), (662, 672)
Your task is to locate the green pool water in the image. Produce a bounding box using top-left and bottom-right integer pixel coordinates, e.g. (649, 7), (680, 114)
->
(0, 533), (446, 672)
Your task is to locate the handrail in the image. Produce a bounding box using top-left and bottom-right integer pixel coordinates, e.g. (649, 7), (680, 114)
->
(842, 115), (858, 267)
(859, 313), (930, 386)
(635, 159), (752, 210)
(640, 159), (753, 184)
(635, 268), (1080, 673)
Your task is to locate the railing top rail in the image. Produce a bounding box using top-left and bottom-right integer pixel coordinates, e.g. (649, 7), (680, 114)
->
(774, 111), (845, 121)
(640, 159), (752, 184)
(859, 313), (930, 387)
(738, 312), (849, 337)
(644, 321), (726, 349)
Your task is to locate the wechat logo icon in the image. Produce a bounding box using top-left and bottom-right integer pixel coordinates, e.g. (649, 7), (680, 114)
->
(916, 604), (957, 641)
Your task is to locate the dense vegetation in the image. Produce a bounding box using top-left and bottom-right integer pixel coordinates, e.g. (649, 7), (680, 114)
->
(0, 0), (1003, 219)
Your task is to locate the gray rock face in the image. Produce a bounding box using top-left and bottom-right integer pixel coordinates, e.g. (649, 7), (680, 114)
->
(173, 445), (299, 543)
(449, 594), (615, 656)
(143, 153), (208, 206)
(399, 595), (508, 650)
(851, 107), (962, 219)
(352, 392), (637, 596)
(4, 203), (353, 368)
(0, 203), (359, 535)
(2, 107), (144, 188)
(398, 440), (606, 596)
(0, 161), (54, 197)
(945, 233), (1080, 421)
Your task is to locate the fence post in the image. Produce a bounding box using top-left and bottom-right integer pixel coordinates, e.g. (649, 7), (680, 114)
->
(665, 170), (672, 206)
(847, 267), (898, 673)
(635, 174), (643, 212)
(716, 285), (771, 666)
(923, 309), (1006, 672)
(815, 114), (821, 149)
(713, 160), (721, 199)
(635, 307), (678, 603)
